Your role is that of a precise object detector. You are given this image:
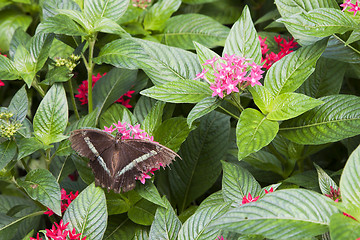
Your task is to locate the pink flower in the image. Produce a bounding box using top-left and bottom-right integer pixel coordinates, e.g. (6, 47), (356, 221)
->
(194, 68), (209, 81)
(216, 236), (225, 240)
(45, 220), (86, 240)
(341, 0), (353, 11)
(0, 80), (4, 87)
(210, 81), (225, 98)
(30, 233), (42, 240)
(348, 0), (360, 16)
(264, 187), (274, 194)
(203, 56), (218, 69)
(75, 73), (135, 108)
(224, 79), (239, 95)
(242, 193), (260, 204)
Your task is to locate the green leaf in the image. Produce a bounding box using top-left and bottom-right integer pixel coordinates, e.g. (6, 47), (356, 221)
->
(94, 38), (147, 70)
(58, 9), (91, 31)
(297, 57), (346, 98)
(211, 189), (340, 239)
(198, 1), (241, 25)
(17, 169), (61, 216)
(0, 10), (32, 51)
(314, 163), (338, 196)
(267, 92), (324, 121)
(142, 101), (165, 135)
(140, 79), (211, 103)
(323, 35), (360, 63)
(71, 155), (94, 185)
(198, 191), (225, 210)
(278, 8), (357, 39)
(221, 161), (262, 204)
(37, 14), (87, 36)
(143, 0), (181, 31)
(43, 66), (73, 85)
(330, 213), (360, 240)
(9, 28), (31, 60)
(223, 5), (262, 65)
(340, 144), (360, 206)
(63, 183), (107, 239)
(13, 45), (35, 88)
(187, 97), (221, 127)
(0, 140), (16, 170)
(30, 32), (54, 72)
(134, 96), (158, 124)
(83, 0), (129, 23)
(0, 55), (20, 80)
(236, 108), (279, 160)
(136, 181), (166, 208)
(274, 0), (340, 45)
(33, 84), (68, 145)
(169, 111), (230, 212)
(148, 197), (181, 240)
(264, 39), (327, 98)
(99, 104), (137, 129)
(93, 17), (128, 35)
(8, 85), (28, 123)
(153, 117), (193, 152)
(280, 95), (360, 145)
(128, 198), (157, 226)
(248, 85), (275, 115)
(105, 191), (130, 215)
(155, 14), (229, 50)
(243, 150), (284, 177)
(177, 202), (231, 240)
(182, 0), (217, 3)
(93, 68), (137, 118)
(193, 41), (221, 83)
(42, 0), (82, 20)
(17, 137), (51, 160)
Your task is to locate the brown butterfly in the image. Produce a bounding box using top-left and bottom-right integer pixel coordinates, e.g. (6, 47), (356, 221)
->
(69, 128), (180, 193)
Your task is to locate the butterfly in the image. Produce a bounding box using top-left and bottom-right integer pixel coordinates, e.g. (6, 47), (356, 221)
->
(69, 128), (180, 193)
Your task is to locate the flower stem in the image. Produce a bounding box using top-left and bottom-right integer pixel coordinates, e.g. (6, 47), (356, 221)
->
(230, 93), (244, 112)
(86, 37), (97, 114)
(67, 81), (80, 120)
(218, 105), (240, 120)
(20, 158), (30, 173)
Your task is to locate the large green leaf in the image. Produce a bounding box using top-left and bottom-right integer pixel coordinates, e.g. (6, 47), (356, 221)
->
(29, 32), (54, 72)
(13, 45), (35, 87)
(264, 39), (327, 98)
(83, 0), (129, 24)
(33, 84), (68, 145)
(17, 169), (61, 216)
(266, 92), (323, 121)
(280, 95), (360, 145)
(177, 203), (231, 240)
(155, 14), (229, 50)
(141, 79), (211, 103)
(9, 28), (31, 60)
(187, 97), (221, 127)
(211, 189), (340, 239)
(148, 197), (181, 240)
(17, 137), (51, 160)
(222, 161), (262, 205)
(223, 5), (262, 65)
(153, 117), (193, 153)
(236, 108), (279, 160)
(142, 101), (165, 136)
(128, 198), (157, 226)
(93, 68), (137, 118)
(37, 14), (88, 36)
(0, 54), (19, 80)
(323, 35), (360, 63)
(136, 181), (166, 208)
(314, 163), (338, 196)
(0, 10), (32, 51)
(330, 213), (360, 240)
(182, 0), (218, 4)
(143, 0), (181, 31)
(274, 0), (339, 45)
(0, 140), (16, 170)
(169, 111), (230, 212)
(134, 96), (158, 124)
(278, 8), (357, 39)
(8, 85), (28, 123)
(297, 57), (346, 98)
(63, 183), (107, 240)
(340, 144), (360, 206)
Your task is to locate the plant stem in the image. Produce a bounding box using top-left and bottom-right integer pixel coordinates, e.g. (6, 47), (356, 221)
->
(231, 93), (244, 112)
(218, 105), (240, 120)
(45, 148), (51, 169)
(67, 81), (80, 120)
(86, 36), (97, 113)
(31, 78), (45, 98)
(20, 158), (30, 173)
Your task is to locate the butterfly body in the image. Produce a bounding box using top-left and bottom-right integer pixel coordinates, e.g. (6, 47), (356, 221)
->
(69, 129), (179, 193)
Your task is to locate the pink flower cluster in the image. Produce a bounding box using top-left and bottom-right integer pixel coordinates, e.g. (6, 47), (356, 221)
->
(259, 35), (298, 69)
(132, 0), (152, 9)
(104, 122), (162, 183)
(324, 186), (357, 221)
(0, 52), (7, 87)
(75, 73), (135, 108)
(195, 54), (264, 98)
(341, 0), (360, 15)
(44, 189), (78, 217)
(30, 220), (86, 240)
(242, 187), (273, 205)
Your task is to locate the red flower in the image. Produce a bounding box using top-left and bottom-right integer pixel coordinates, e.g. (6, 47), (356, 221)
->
(44, 220), (86, 240)
(44, 189), (78, 216)
(30, 233), (42, 240)
(75, 73), (135, 108)
(0, 80), (4, 87)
